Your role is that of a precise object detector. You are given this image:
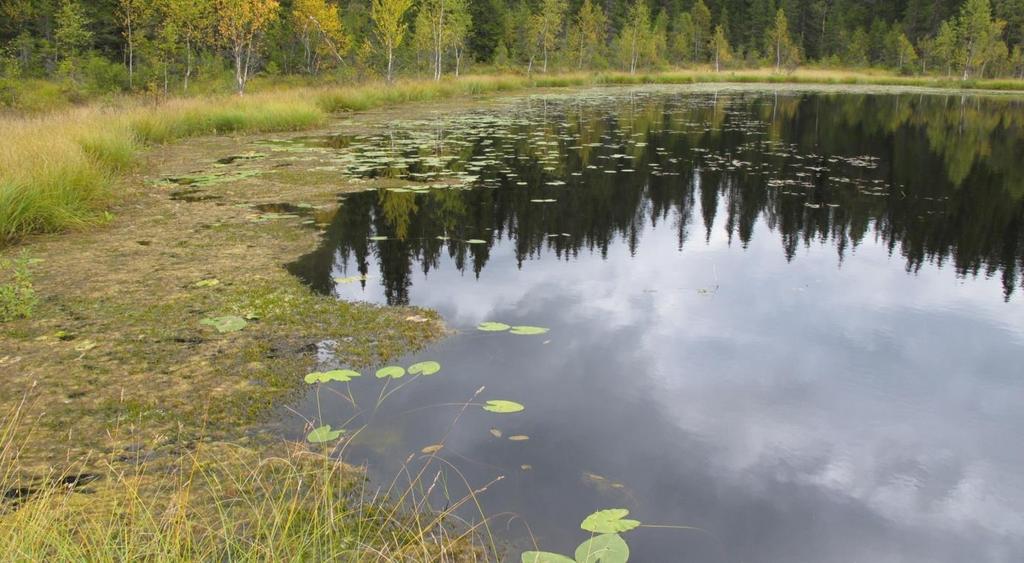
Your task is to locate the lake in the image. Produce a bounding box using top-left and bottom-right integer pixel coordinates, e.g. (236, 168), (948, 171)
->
(282, 86), (1024, 562)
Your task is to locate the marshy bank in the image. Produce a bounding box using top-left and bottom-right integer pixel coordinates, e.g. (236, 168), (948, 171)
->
(4, 70), (1024, 244)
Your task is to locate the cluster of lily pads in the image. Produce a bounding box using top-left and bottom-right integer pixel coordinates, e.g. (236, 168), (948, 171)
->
(523, 508), (641, 563)
(303, 360), (442, 385)
(477, 322), (549, 335)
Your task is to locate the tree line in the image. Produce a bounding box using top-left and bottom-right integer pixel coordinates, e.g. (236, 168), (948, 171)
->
(1, 0), (1022, 95)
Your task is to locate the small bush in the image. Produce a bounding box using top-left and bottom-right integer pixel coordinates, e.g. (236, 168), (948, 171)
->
(0, 253), (37, 322)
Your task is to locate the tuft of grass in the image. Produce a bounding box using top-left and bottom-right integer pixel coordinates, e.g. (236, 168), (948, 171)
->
(0, 253), (37, 322)
(0, 396), (492, 561)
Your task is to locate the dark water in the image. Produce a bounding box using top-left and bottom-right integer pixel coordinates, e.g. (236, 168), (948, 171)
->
(284, 88), (1024, 562)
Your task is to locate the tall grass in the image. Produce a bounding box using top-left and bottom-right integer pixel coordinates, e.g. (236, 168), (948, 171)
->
(2, 70), (1023, 244)
(0, 398), (492, 561)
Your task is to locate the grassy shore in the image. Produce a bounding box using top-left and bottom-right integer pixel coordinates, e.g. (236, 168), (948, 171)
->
(0, 402), (488, 561)
(3, 68), (1024, 244)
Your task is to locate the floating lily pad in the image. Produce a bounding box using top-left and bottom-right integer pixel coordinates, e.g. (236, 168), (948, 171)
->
(580, 509), (641, 534)
(194, 278), (220, 288)
(466, 239), (487, 244)
(306, 425), (344, 443)
(521, 553), (575, 563)
(510, 326), (549, 335)
(575, 534), (629, 563)
(483, 400), (524, 413)
(369, 236), (389, 241)
(200, 316), (247, 333)
(305, 369), (361, 384)
(478, 321), (511, 332)
(509, 435), (530, 441)
(375, 365), (406, 379)
(408, 361), (441, 376)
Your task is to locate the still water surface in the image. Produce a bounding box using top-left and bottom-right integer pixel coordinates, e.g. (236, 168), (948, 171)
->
(285, 87), (1024, 562)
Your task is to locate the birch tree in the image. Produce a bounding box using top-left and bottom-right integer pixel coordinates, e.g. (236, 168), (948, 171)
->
(371, 0), (413, 82)
(571, 0), (606, 70)
(218, 0), (280, 94)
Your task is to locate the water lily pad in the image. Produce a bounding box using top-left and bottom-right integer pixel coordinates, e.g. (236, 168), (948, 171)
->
(408, 361), (441, 376)
(575, 534), (629, 563)
(306, 425), (344, 443)
(200, 316), (247, 333)
(305, 369), (361, 384)
(580, 509), (641, 534)
(508, 435), (530, 441)
(521, 552), (574, 563)
(194, 278), (220, 287)
(375, 365), (406, 379)
(478, 321), (511, 332)
(421, 444), (444, 454)
(466, 239), (487, 244)
(510, 326), (549, 335)
(483, 400), (524, 413)
(369, 236), (389, 241)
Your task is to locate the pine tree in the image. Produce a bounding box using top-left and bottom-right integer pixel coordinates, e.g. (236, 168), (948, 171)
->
(55, 0), (93, 80)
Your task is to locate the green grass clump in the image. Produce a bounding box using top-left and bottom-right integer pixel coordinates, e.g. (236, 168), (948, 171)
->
(0, 253), (37, 322)
(0, 400), (486, 562)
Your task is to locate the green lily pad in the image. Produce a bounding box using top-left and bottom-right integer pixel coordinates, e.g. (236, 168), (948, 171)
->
(466, 239), (487, 244)
(375, 365), (406, 379)
(482, 400), (524, 413)
(580, 509), (641, 534)
(510, 326), (549, 335)
(369, 236), (389, 241)
(200, 316), (247, 333)
(305, 369), (361, 384)
(194, 278), (220, 287)
(521, 553), (575, 563)
(478, 321), (511, 332)
(408, 361), (441, 376)
(575, 534), (629, 563)
(306, 425), (344, 443)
